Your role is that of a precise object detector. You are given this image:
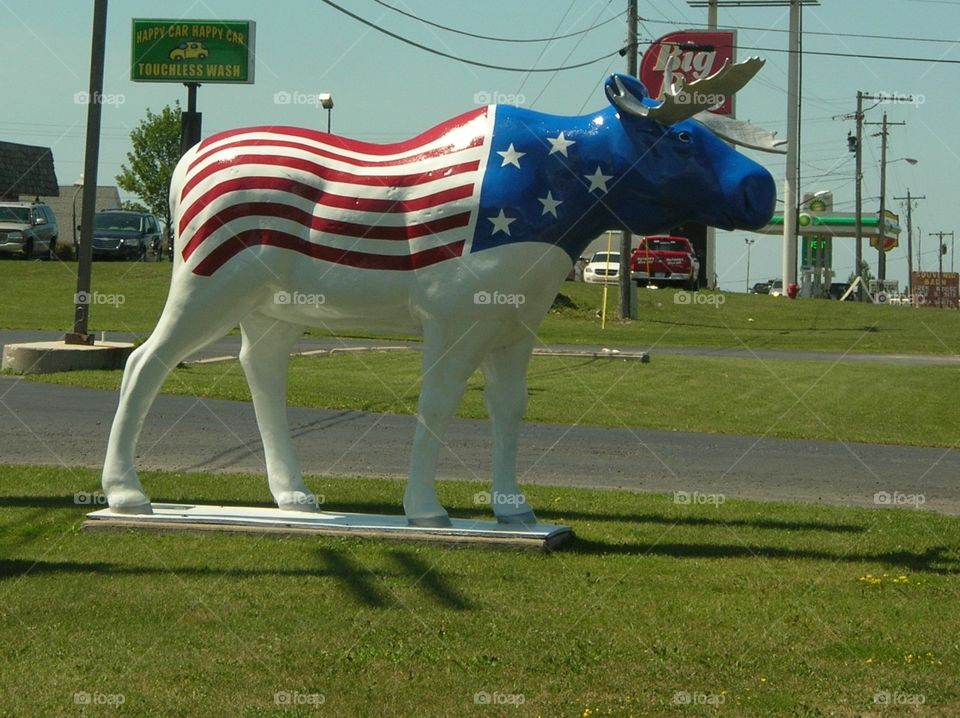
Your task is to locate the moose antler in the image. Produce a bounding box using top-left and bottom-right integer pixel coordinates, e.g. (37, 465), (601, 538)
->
(609, 56), (766, 126)
(692, 111), (788, 154)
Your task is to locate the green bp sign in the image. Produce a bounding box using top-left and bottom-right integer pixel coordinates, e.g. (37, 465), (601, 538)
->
(131, 19), (255, 83)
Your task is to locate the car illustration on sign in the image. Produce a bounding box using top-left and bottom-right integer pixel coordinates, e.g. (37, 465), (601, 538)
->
(169, 41), (208, 61)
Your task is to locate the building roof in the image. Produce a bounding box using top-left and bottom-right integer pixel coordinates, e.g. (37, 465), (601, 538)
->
(0, 141), (59, 199)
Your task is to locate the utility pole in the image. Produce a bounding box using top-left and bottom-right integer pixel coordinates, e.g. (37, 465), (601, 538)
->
(781, 0), (801, 293)
(865, 112), (906, 281)
(853, 91), (864, 300)
(619, 0), (638, 320)
(893, 189), (925, 300)
(66, 0), (108, 345)
(745, 237), (755, 292)
(930, 231), (954, 308)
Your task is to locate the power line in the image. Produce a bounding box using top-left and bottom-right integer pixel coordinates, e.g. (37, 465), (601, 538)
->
(318, 0), (621, 72)
(641, 15), (960, 45)
(370, 0), (626, 43)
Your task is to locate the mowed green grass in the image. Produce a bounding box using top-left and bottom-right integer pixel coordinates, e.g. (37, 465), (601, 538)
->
(2, 466), (958, 717)
(23, 350), (960, 448)
(2, 260), (958, 355)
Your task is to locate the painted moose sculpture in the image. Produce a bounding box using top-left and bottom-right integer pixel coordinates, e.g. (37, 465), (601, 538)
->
(102, 59), (778, 526)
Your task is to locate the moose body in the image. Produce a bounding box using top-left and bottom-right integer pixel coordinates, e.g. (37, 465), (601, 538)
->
(102, 65), (777, 526)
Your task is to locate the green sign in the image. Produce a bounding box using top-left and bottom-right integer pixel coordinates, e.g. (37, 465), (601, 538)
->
(801, 236), (832, 269)
(131, 19), (255, 84)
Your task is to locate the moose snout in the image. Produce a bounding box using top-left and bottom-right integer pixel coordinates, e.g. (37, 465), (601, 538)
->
(734, 167), (777, 230)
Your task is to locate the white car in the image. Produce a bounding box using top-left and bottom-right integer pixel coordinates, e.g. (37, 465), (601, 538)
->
(583, 251), (620, 284)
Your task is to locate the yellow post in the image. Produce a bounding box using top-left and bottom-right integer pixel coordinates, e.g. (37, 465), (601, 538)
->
(600, 231), (613, 329)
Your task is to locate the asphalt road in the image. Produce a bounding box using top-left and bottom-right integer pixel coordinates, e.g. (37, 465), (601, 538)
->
(4, 330), (960, 365)
(2, 375), (957, 514)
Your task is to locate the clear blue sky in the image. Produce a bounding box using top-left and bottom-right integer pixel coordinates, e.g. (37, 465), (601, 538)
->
(2, 0), (957, 290)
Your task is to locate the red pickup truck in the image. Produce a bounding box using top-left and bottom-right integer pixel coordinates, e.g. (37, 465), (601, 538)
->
(629, 235), (700, 290)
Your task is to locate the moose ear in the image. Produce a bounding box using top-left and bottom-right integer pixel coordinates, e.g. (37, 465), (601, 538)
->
(604, 74), (657, 117)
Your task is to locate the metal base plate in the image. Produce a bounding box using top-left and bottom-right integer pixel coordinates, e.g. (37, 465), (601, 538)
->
(83, 503), (573, 550)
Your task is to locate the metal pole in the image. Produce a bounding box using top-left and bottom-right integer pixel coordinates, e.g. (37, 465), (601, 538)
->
(877, 113), (888, 280)
(781, 0), (801, 292)
(619, 0), (638, 319)
(745, 238), (754, 292)
(66, 0), (108, 345)
(704, 0), (718, 290)
(894, 189), (925, 300)
(854, 91), (864, 300)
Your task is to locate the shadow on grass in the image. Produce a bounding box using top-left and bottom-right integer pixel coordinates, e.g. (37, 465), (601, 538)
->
(0, 495), (867, 534)
(570, 537), (960, 575)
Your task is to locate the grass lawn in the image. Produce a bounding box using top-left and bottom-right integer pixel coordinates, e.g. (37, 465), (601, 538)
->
(2, 261), (958, 355)
(1, 466), (958, 717)
(21, 350), (960, 448)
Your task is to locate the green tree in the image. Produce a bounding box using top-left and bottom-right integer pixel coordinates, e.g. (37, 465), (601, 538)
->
(116, 103), (181, 234)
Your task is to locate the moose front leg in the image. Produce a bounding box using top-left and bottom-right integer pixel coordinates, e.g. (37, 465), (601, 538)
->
(480, 336), (537, 525)
(404, 322), (497, 527)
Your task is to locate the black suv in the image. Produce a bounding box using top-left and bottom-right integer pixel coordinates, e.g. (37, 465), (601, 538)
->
(0, 201), (59, 259)
(91, 210), (161, 261)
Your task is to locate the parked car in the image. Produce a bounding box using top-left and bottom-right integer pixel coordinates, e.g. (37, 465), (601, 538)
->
(91, 210), (161, 261)
(751, 281), (773, 295)
(768, 279), (784, 297)
(828, 282), (857, 301)
(0, 201), (58, 260)
(629, 235), (700, 289)
(583, 251), (620, 284)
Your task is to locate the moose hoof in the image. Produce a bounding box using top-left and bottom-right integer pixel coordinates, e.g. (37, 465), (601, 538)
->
(276, 491), (321, 513)
(107, 489), (154, 515)
(407, 514), (452, 528)
(496, 510), (537, 526)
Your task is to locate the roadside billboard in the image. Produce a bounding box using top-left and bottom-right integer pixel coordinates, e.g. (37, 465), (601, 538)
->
(131, 19), (255, 83)
(639, 30), (737, 115)
(912, 271), (959, 308)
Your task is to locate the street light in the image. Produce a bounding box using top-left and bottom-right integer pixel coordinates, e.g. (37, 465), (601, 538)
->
(744, 238), (755, 292)
(318, 93), (333, 133)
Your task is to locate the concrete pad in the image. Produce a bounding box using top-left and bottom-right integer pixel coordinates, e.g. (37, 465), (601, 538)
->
(1, 340), (134, 374)
(83, 503), (574, 550)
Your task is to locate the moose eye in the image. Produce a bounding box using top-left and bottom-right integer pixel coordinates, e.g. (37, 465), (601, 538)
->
(676, 131), (692, 143)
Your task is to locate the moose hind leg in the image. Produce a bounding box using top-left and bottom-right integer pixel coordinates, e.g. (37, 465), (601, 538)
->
(238, 315), (318, 512)
(480, 337), (537, 525)
(102, 311), (243, 513)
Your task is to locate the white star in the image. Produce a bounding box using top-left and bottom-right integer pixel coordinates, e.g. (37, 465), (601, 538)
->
(488, 209), (516, 236)
(538, 191), (562, 218)
(497, 143), (526, 169)
(546, 131), (576, 157)
(585, 166), (613, 193)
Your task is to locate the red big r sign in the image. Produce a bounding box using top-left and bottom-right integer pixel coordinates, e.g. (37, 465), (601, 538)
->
(640, 30), (737, 116)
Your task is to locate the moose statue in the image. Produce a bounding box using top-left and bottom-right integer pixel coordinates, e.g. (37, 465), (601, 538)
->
(102, 59), (778, 527)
